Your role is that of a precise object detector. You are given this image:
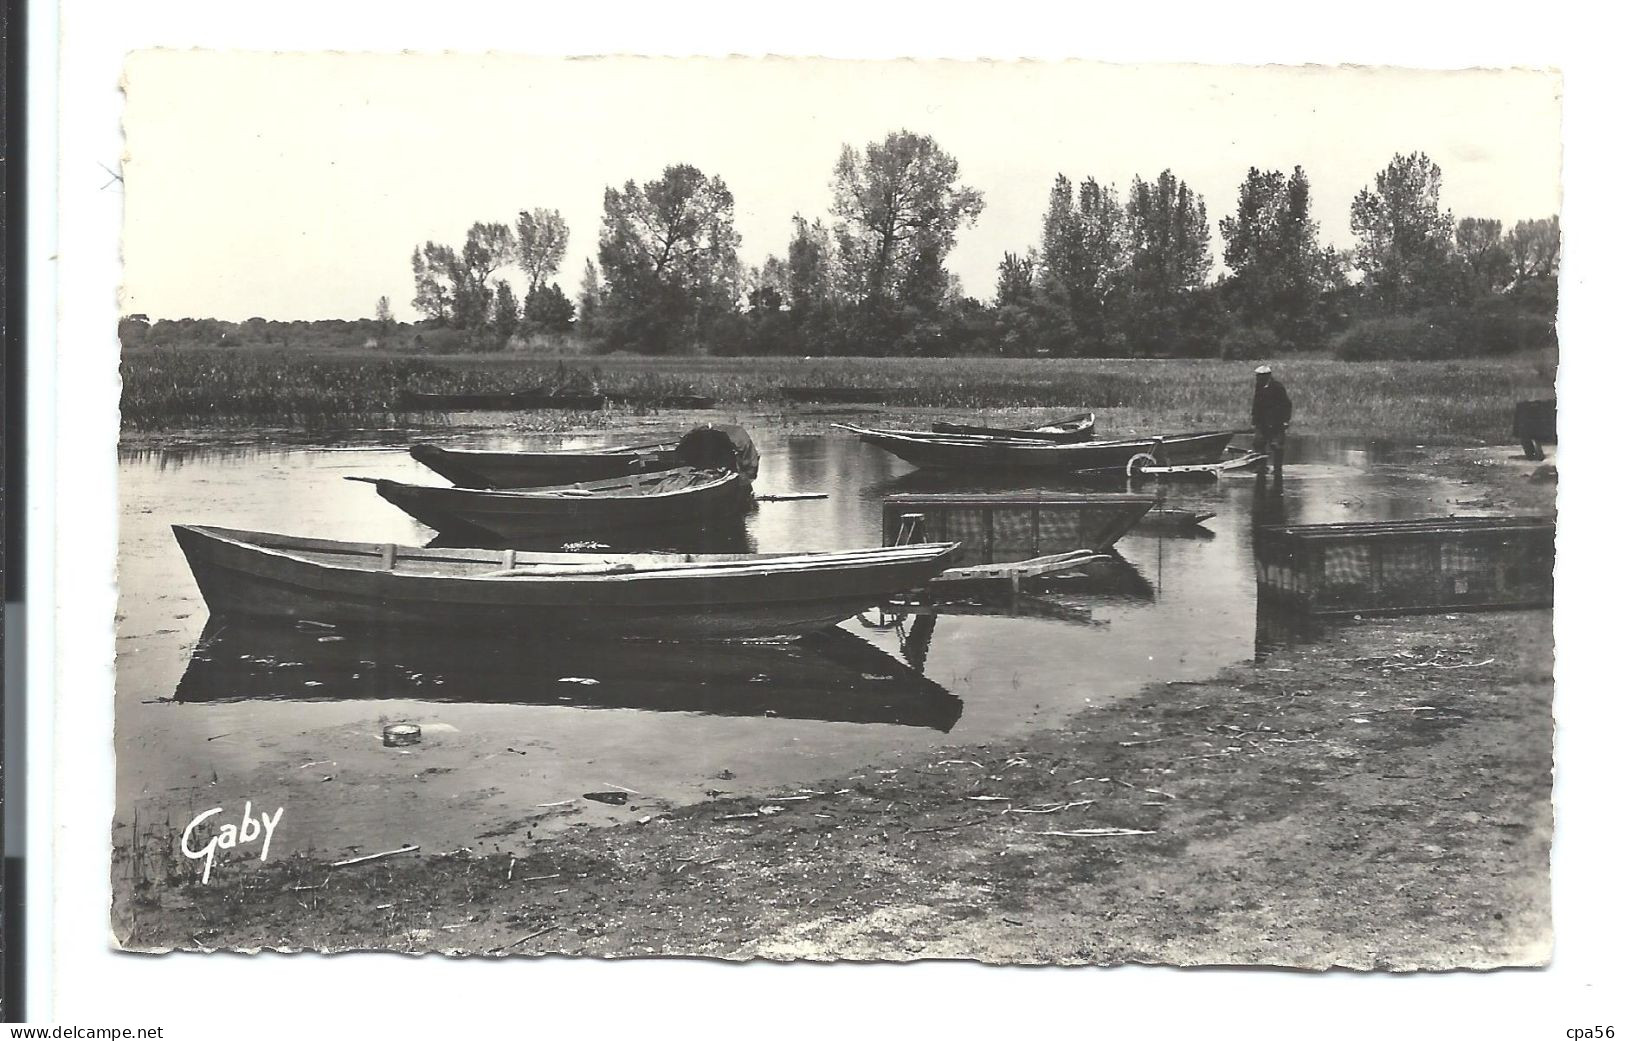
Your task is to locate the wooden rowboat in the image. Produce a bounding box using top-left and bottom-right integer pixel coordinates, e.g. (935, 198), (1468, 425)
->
(931, 411), (1096, 442)
(840, 424), (1238, 473)
(409, 424), (757, 489)
(172, 525), (960, 640)
(408, 440), (682, 488)
(353, 466), (754, 541)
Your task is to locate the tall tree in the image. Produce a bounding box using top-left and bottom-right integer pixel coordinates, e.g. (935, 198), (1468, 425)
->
(577, 258), (605, 330)
(1124, 170), (1211, 297)
(1113, 170), (1215, 356)
(1455, 217), (1512, 295)
(597, 164), (742, 352)
(1076, 179), (1128, 306)
(462, 222), (516, 288)
(492, 281), (520, 341)
(995, 250), (1036, 307)
(1038, 175), (1083, 307)
(829, 130), (985, 310)
(1349, 151), (1458, 311)
(1507, 216), (1561, 282)
(410, 243), (460, 324)
(1219, 166), (1343, 347)
(515, 208), (570, 302)
(744, 256), (790, 314)
(784, 214), (835, 317)
(374, 295), (394, 344)
(528, 283), (577, 333)
(1037, 174), (1127, 343)
(411, 222), (517, 330)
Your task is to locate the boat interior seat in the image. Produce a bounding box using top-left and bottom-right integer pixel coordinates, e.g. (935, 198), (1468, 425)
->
(482, 562), (639, 577)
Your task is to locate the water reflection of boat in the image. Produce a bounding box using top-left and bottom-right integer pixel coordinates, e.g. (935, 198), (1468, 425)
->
(885, 596), (1112, 625)
(872, 466), (1149, 497)
(887, 551), (1156, 609)
(172, 525), (960, 640)
(1127, 508), (1218, 538)
(171, 621), (964, 731)
(355, 467), (753, 541)
(1099, 555), (1158, 600)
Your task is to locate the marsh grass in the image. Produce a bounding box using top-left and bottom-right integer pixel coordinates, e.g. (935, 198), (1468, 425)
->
(120, 345), (1556, 443)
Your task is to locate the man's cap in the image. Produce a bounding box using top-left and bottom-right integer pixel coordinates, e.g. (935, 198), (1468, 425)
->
(1254, 364), (1272, 375)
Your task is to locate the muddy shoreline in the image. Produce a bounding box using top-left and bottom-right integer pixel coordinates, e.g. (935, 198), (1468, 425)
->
(115, 412), (1557, 966)
(121, 608), (1552, 968)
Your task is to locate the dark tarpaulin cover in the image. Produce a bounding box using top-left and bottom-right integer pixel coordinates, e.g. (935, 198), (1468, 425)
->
(676, 424), (759, 479)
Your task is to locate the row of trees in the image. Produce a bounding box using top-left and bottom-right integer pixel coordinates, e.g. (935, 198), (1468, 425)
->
(400, 136), (1559, 359)
(409, 208), (576, 342)
(980, 154), (1557, 358)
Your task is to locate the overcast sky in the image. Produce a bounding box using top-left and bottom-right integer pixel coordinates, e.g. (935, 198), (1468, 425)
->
(120, 52), (1562, 322)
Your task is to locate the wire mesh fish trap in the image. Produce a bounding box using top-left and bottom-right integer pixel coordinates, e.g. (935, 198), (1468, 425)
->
(1254, 516), (1554, 616)
(882, 492), (1156, 565)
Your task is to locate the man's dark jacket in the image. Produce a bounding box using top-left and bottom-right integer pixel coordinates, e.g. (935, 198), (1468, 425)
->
(1252, 379), (1293, 433)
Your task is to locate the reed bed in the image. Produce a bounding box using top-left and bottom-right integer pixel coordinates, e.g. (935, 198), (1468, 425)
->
(120, 345), (1555, 443)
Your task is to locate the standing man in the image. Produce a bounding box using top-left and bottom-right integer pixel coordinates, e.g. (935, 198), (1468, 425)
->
(1251, 364), (1292, 481)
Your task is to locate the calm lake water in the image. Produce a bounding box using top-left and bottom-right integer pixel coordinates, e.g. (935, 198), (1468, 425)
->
(116, 422), (1487, 864)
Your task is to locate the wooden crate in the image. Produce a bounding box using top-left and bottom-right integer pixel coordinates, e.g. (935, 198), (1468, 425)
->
(1254, 516), (1554, 616)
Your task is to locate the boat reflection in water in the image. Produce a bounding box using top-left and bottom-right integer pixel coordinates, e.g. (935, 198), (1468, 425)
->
(172, 618), (964, 732)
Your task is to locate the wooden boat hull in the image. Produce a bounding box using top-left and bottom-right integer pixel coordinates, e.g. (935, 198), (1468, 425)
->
(173, 525), (960, 640)
(368, 468), (754, 541)
(850, 426), (1237, 473)
(409, 442), (682, 488)
(410, 424), (756, 490)
(932, 412), (1096, 442)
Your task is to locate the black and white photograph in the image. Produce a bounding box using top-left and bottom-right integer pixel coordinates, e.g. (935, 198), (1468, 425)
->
(110, 52), (1561, 969)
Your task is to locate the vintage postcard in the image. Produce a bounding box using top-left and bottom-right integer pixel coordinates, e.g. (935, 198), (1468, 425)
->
(114, 52), (1559, 966)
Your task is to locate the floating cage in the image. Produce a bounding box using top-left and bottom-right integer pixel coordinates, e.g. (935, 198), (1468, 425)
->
(882, 492), (1156, 565)
(1254, 516), (1554, 617)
